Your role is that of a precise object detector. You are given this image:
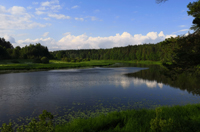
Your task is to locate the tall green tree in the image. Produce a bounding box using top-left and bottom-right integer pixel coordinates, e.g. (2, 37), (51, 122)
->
(187, 0), (200, 34)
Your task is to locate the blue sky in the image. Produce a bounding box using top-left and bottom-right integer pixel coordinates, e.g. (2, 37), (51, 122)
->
(0, 0), (194, 51)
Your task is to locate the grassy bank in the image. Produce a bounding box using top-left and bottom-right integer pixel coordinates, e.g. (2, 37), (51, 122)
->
(1, 103), (200, 132)
(0, 59), (162, 73)
(0, 60), (115, 73)
(55, 103), (200, 132)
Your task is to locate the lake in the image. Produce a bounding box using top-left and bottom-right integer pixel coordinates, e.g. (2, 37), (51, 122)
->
(0, 63), (200, 126)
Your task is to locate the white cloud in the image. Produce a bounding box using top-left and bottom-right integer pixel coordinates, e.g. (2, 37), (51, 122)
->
(48, 13), (70, 19)
(41, 0), (59, 7)
(43, 17), (50, 20)
(0, 5), (7, 13)
(185, 32), (189, 36)
(179, 25), (186, 28)
(75, 17), (84, 21)
(158, 31), (165, 37)
(35, 10), (45, 15)
(56, 31), (177, 50)
(41, 1), (51, 6)
(71, 5), (79, 9)
(35, 0), (62, 15)
(179, 29), (189, 32)
(27, 6), (32, 10)
(63, 32), (71, 36)
(34, 0), (68, 19)
(36, 6), (46, 11)
(172, 29), (189, 34)
(165, 35), (177, 39)
(17, 37), (57, 50)
(4, 35), (16, 43)
(50, 5), (61, 10)
(8, 6), (26, 15)
(91, 16), (97, 21)
(16, 31), (177, 51)
(147, 32), (158, 40)
(42, 32), (49, 37)
(0, 5), (51, 30)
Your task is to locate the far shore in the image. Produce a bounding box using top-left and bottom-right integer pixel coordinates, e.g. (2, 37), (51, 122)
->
(0, 59), (162, 74)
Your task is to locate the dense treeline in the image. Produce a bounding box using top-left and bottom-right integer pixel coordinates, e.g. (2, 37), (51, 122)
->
(0, 39), (51, 60)
(51, 42), (167, 61)
(50, 34), (187, 62)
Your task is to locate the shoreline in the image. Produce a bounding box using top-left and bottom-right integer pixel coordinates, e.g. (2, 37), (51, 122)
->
(0, 59), (162, 74)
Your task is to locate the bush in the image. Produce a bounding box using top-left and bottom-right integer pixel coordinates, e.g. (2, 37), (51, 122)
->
(41, 57), (49, 64)
(62, 57), (71, 62)
(150, 107), (174, 132)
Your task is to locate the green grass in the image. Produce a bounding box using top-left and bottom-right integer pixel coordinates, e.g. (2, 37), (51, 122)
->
(127, 60), (162, 65)
(0, 59), (162, 73)
(2, 103), (200, 132)
(0, 59), (115, 72)
(54, 103), (200, 132)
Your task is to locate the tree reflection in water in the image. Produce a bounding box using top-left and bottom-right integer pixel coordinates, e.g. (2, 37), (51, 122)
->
(125, 65), (200, 96)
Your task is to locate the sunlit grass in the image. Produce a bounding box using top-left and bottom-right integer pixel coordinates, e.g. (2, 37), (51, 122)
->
(0, 59), (163, 74)
(54, 103), (200, 132)
(0, 60), (115, 72)
(0, 59), (163, 73)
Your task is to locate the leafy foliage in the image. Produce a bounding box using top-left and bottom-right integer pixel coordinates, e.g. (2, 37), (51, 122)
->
(41, 57), (49, 64)
(150, 108), (174, 132)
(0, 40), (51, 60)
(187, 0), (200, 34)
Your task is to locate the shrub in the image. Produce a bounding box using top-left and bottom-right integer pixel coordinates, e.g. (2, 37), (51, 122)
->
(150, 107), (174, 132)
(41, 57), (49, 64)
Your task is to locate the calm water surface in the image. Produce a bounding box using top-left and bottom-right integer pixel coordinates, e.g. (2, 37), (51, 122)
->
(0, 64), (200, 125)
